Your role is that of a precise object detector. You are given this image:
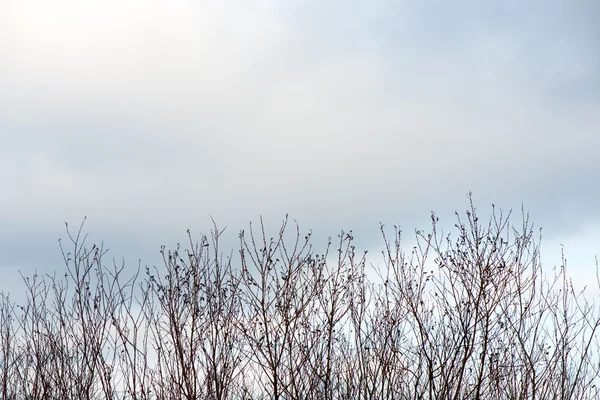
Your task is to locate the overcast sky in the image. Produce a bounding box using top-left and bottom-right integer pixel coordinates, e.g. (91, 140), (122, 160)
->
(1, 1), (599, 297)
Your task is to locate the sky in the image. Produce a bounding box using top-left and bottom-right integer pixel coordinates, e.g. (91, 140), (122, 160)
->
(0, 0), (599, 298)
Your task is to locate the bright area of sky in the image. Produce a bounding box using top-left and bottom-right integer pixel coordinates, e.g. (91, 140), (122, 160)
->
(0, 1), (599, 300)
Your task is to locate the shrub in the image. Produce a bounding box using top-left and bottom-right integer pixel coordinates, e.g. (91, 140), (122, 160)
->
(1, 197), (599, 399)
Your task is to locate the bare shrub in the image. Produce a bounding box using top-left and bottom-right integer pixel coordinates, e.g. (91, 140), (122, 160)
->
(1, 196), (599, 399)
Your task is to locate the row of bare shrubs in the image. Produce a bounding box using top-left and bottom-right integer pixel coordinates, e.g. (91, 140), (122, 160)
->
(1, 198), (600, 399)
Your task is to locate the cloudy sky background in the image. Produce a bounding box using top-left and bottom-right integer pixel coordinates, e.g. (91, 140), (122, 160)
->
(1, 0), (599, 298)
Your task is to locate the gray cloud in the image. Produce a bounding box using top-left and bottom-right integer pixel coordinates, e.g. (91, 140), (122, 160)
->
(0, 1), (598, 295)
